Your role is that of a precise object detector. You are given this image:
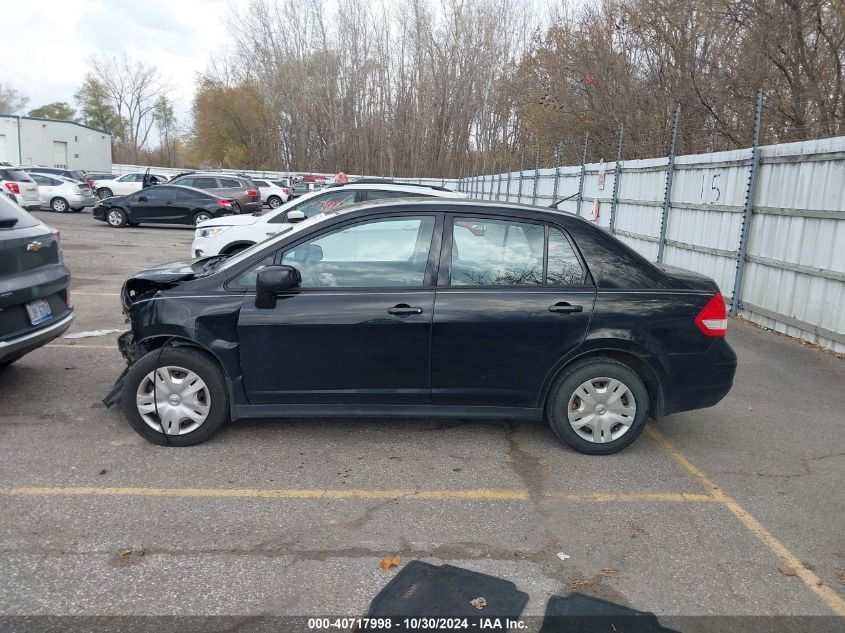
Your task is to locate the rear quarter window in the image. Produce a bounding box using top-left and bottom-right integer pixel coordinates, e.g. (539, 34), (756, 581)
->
(1, 169), (34, 182)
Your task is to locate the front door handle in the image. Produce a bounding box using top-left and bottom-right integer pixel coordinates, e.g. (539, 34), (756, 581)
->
(548, 302), (583, 315)
(388, 303), (424, 317)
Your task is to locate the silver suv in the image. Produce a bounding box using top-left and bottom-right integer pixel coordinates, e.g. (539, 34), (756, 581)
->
(0, 168), (40, 211)
(168, 173), (261, 214)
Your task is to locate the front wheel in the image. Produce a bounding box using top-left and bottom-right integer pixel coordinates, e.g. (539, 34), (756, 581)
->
(107, 208), (128, 227)
(546, 358), (649, 455)
(267, 195), (282, 209)
(120, 348), (230, 446)
(98, 187), (113, 200)
(51, 197), (69, 213)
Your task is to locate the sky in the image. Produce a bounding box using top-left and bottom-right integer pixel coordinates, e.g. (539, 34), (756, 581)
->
(1, 0), (252, 121)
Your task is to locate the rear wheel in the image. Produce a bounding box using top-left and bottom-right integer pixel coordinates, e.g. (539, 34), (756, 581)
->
(98, 187), (113, 200)
(267, 195), (282, 209)
(121, 347), (230, 446)
(546, 358), (649, 455)
(232, 201), (242, 214)
(51, 197), (69, 213)
(193, 211), (212, 226)
(107, 208), (128, 228)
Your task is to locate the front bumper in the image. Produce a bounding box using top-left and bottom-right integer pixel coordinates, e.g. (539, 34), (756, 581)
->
(0, 310), (75, 362)
(103, 331), (136, 407)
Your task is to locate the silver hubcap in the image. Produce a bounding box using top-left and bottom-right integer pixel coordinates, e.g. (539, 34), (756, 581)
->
(567, 377), (637, 444)
(136, 365), (211, 435)
(107, 210), (123, 226)
(195, 214), (210, 225)
(269, 198), (280, 208)
(54, 199), (67, 211)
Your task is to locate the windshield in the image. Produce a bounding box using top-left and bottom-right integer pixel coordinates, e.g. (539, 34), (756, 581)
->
(214, 205), (362, 273)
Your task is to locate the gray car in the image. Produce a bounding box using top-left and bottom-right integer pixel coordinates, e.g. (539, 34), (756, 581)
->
(0, 168), (40, 211)
(167, 173), (261, 214)
(29, 173), (97, 212)
(0, 195), (75, 368)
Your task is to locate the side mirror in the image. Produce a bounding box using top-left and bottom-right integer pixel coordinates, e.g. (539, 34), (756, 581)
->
(255, 265), (301, 309)
(287, 210), (305, 223)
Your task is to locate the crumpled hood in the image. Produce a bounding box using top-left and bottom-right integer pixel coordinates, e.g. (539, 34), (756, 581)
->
(129, 259), (205, 283)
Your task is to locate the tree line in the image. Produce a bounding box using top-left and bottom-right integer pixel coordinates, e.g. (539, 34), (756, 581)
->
(3, 0), (843, 176)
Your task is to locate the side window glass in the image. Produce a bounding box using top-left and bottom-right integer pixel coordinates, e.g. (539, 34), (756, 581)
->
(294, 191), (357, 219)
(546, 228), (585, 286)
(230, 254), (275, 289)
(220, 178), (241, 188)
(450, 217), (544, 286)
(193, 177), (218, 189)
(281, 217), (435, 288)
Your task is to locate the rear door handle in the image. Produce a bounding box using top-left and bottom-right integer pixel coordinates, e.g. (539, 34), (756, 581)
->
(548, 302), (583, 315)
(388, 303), (424, 317)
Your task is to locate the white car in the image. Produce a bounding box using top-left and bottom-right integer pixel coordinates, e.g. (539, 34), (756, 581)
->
(251, 178), (291, 208)
(0, 167), (40, 211)
(191, 182), (465, 257)
(92, 172), (168, 199)
(29, 173), (97, 212)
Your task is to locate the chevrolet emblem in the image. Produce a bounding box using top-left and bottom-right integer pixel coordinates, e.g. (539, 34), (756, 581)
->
(26, 241), (42, 252)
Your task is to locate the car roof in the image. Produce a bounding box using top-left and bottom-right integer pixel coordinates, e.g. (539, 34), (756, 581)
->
(322, 182), (464, 197)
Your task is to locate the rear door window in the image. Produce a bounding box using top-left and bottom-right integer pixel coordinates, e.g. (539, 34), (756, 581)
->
(219, 178), (242, 188)
(253, 180), (269, 187)
(191, 177), (219, 189)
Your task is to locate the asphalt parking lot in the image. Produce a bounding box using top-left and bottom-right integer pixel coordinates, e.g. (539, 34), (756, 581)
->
(1, 210), (844, 626)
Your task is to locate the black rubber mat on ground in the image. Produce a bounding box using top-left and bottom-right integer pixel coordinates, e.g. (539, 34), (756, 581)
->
(367, 561), (529, 625)
(538, 593), (680, 633)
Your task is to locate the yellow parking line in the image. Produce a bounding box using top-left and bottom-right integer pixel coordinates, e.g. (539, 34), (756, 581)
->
(0, 485), (715, 504)
(646, 426), (845, 617)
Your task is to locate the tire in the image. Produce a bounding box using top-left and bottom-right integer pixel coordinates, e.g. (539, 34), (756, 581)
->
(232, 201), (242, 214)
(98, 187), (113, 200)
(546, 358), (649, 455)
(193, 211), (212, 226)
(120, 347), (230, 446)
(267, 195), (282, 209)
(106, 208), (128, 228)
(71, 207), (83, 213)
(51, 197), (69, 213)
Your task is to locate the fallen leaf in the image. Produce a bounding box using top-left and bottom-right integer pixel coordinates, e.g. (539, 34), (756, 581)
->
(601, 567), (619, 577)
(117, 548), (133, 557)
(836, 569), (845, 584)
(379, 555), (400, 570)
(778, 563), (797, 577)
(98, 469), (108, 475)
(556, 552), (570, 561)
(469, 597), (487, 610)
(566, 574), (604, 590)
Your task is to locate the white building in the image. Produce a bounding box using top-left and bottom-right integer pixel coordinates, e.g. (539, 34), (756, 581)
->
(0, 115), (112, 171)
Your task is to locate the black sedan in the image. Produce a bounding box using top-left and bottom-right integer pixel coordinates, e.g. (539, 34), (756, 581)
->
(92, 185), (236, 228)
(0, 195), (75, 368)
(104, 199), (736, 454)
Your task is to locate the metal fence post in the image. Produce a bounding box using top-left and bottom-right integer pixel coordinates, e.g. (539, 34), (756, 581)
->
(609, 124), (624, 234)
(731, 89), (764, 315)
(531, 144), (541, 205)
(657, 105), (681, 263)
(575, 133), (589, 216)
(551, 142), (562, 203)
(517, 150), (525, 204)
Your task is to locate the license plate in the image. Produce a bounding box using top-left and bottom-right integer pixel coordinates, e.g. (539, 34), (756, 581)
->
(26, 298), (53, 325)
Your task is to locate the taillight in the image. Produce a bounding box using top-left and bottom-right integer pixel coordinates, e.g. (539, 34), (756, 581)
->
(4, 182), (20, 194)
(217, 199), (232, 209)
(246, 189), (258, 197)
(695, 293), (728, 336)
